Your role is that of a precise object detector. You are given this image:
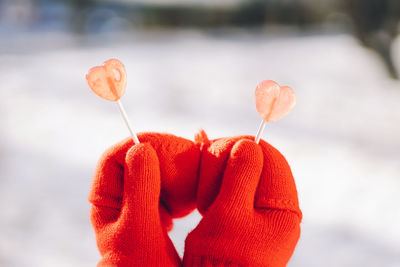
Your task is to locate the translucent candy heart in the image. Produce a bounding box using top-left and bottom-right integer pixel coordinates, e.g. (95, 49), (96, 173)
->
(86, 59), (127, 101)
(255, 80), (296, 122)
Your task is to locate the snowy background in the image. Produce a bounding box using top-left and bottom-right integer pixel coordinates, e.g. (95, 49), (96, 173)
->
(1, 3), (400, 267)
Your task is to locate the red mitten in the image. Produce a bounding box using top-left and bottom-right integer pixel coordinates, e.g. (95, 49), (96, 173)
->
(184, 132), (302, 267)
(89, 133), (200, 266)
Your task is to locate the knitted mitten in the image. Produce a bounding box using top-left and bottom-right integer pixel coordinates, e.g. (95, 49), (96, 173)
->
(184, 131), (302, 267)
(89, 133), (200, 266)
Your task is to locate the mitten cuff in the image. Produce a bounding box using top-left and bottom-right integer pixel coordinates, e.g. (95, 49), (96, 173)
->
(183, 254), (242, 267)
(99, 253), (180, 267)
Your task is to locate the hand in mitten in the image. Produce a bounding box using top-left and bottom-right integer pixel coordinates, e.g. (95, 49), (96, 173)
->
(89, 133), (200, 266)
(184, 132), (302, 267)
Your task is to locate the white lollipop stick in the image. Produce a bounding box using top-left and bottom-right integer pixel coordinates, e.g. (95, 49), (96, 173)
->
(116, 100), (140, 145)
(254, 120), (266, 144)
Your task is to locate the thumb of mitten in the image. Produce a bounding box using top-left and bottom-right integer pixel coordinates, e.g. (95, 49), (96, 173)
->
(120, 143), (161, 222)
(211, 139), (263, 213)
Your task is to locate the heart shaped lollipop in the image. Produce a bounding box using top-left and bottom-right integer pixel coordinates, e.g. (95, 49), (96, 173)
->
(86, 58), (127, 101)
(254, 80), (296, 143)
(86, 59), (139, 144)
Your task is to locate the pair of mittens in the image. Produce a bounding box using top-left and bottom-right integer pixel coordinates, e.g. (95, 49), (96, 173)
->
(89, 131), (301, 267)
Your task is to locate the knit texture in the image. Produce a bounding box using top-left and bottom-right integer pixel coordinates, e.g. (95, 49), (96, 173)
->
(183, 131), (302, 267)
(89, 133), (200, 266)
(89, 131), (302, 267)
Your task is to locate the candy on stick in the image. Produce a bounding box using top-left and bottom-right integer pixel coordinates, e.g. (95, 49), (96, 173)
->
(86, 59), (140, 145)
(254, 80), (296, 144)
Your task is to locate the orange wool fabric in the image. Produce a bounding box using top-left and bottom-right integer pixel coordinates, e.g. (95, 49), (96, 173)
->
(89, 131), (302, 267)
(183, 131), (302, 267)
(89, 133), (200, 266)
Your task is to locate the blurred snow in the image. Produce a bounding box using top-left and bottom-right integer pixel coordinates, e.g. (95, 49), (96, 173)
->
(0, 30), (399, 266)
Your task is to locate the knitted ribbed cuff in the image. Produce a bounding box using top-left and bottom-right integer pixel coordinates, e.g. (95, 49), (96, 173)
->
(98, 254), (178, 267)
(183, 254), (242, 267)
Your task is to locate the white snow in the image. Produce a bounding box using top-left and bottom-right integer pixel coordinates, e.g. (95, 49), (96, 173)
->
(0, 30), (399, 266)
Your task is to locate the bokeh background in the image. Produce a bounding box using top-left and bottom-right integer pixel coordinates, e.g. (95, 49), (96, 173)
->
(1, 0), (399, 266)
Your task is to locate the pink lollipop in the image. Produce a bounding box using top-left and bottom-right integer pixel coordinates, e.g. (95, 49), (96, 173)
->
(86, 59), (140, 144)
(254, 80), (296, 143)
(86, 58), (127, 101)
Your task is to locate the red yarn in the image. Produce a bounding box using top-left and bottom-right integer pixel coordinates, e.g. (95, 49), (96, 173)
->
(184, 131), (302, 267)
(89, 133), (200, 266)
(89, 131), (302, 267)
